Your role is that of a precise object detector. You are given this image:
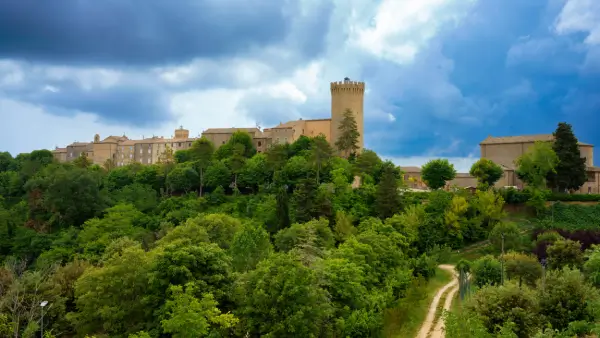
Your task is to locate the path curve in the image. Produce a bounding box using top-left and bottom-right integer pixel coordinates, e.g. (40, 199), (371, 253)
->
(415, 264), (458, 338)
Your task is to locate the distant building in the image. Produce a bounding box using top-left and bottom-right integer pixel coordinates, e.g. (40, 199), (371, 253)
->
(53, 78), (366, 166)
(402, 134), (599, 194)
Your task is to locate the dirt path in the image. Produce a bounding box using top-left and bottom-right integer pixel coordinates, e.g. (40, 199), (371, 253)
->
(415, 265), (458, 338)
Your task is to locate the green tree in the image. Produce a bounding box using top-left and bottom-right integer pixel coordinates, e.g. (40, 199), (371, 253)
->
(353, 149), (382, 178)
(73, 152), (93, 168)
(70, 243), (154, 336)
(161, 283), (237, 338)
(547, 122), (588, 192)
(289, 135), (312, 157)
(546, 239), (584, 270)
(472, 255), (502, 287)
(215, 131), (256, 159)
(0, 151), (14, 172)
(234, 252), (333, 337)
(265, 143), (289, 172)
(489, 222), (520, 253)
(167, 166), (199, 193)
(584, 245), (600, 287)
(538, 267), (600, 331)
(275, 186), (291, 233)
(204, 160), (231, 190)
(113, 183), (158, 212)
(503, 252), (543, 287)
(293, 178), (318, 223)
(134, 164), (164, 192)
(184, 213), (242, 250)
(335, 109), (360, 157)
(466, 282), (540, 337)
(188, 137), (215, 196)
(515, 141), (558, 189)
(470, 158), (504, 190)
(374, 162), (401, 219)
(310, 135), (333, 184)
(421, 158), (457, 190)
(174, 149), (192, 164)
(24, 165), (105, 230)
(238, 153), (270, 192)
(228, 222), (273, 272)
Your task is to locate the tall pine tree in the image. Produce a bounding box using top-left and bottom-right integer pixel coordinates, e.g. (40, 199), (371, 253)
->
(335, 109), (360, 158)
(548, 122), (587, 192)
(274, 186), (291, 233)
(375, 162), (402, 219)
(293, 178), (318, 223)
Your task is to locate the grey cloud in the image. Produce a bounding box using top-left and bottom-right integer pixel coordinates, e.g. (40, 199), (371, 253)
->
(0, 0), (304, 66)
(0, 62), (170, 126)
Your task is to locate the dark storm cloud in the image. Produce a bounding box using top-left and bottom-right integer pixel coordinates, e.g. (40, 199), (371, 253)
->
(0, 0), (296, 66)
(0, 62), (170, 126)
(28, 84), (169, 127)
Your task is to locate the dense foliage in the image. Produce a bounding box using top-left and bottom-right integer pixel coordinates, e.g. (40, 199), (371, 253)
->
(0, 134), (506, 338)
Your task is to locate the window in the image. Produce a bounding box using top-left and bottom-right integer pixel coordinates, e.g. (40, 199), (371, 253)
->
(284, 137), (288, 143)
(178, 142), (181, 147)
(258, 141), (262, 147)
(222, 141), (225, 144)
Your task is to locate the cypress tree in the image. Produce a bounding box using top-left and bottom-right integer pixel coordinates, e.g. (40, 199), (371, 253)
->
(274, 186), (291, 233)
(335, 109), (360, 158)
(293, 178), (318, 223)
(548, 122), (587, 192)
(375, 162), (402, 219)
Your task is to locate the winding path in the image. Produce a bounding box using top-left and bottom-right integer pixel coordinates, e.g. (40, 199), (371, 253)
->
(415, 264), (458, 338)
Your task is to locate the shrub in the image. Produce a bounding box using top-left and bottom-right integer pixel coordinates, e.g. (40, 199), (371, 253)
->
(472, 255), (502, 288)
(546, 239), (583, 270)
(547, 193), (600, 202)
(497, 187), (530, 205)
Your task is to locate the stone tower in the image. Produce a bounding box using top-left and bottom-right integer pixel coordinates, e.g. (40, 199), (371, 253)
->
(330, 77), (365, 153)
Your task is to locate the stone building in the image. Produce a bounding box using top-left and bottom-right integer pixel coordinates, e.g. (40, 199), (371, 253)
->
(52, 78), (367, 165)
(479, 134), (599, 193)
(402, 134), (599, 194)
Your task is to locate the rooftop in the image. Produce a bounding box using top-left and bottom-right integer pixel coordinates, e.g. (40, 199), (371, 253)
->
(481, 134), (592, 146)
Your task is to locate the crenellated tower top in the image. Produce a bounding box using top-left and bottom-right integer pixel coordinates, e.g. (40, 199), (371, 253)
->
(330, 77), (365, 94)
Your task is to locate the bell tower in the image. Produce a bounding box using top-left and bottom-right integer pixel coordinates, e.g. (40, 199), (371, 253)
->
(330, 77), (365, 153)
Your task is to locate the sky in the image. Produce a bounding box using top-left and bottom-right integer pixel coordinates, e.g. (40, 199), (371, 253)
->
(0, 0), (598, 172)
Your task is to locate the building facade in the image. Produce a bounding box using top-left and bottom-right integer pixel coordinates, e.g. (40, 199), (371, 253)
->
(480, 134), (599, 194)
(402, 134), (599, 194)
(52, 78), (367, 166)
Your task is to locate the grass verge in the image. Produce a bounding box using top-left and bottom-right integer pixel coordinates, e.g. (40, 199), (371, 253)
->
(428, 286), (451, 336)
(383, 267), (453, 338)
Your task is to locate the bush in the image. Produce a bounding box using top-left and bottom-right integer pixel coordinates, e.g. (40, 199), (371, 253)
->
(498, 187), (530, 205)
(546, 239), (584, 270)
(466, 282), (540, 337)
(472, 255), (502, 288)
(547, 193), (600, 202)
(532, 229), (600, 261)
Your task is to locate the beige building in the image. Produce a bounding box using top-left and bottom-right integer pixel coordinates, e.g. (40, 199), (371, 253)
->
(52, 78), (367, 165)
(480, 134), (599, 194)
(402, 134), (599, 194)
